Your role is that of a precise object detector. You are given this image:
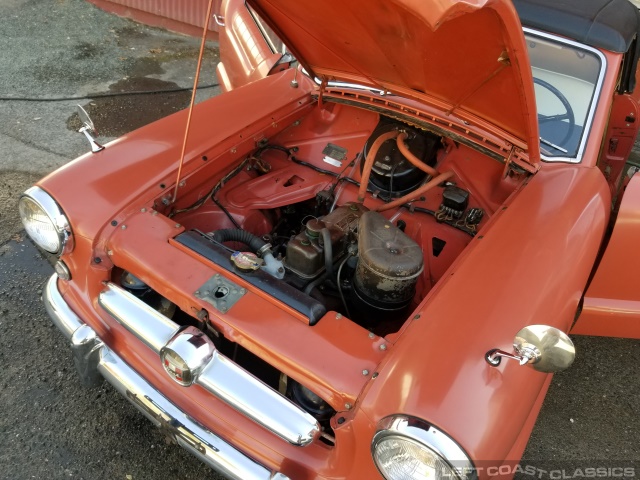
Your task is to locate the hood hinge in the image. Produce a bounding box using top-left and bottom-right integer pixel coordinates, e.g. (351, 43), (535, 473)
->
(504, 146), (539, 176)
(318, 77), (328, 107)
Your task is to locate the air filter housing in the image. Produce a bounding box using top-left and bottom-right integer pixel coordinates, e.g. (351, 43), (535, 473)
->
(352, 212), (424, 327)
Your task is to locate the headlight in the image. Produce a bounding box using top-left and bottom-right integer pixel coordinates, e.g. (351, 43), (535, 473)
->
(19, 186), (73, 255)
(372, 416), (476, 480)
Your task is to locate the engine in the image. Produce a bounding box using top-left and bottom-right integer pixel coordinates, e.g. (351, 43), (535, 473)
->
(283, 204), (424, 331)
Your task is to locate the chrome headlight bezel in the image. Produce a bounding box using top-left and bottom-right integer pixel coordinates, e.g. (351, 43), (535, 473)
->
(19, 186), (74, 255)
(372, 415), (476, 480)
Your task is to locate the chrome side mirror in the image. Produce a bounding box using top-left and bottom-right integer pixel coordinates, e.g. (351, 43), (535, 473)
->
(485, 325), (575, 373)
(76, 105), (104, 153)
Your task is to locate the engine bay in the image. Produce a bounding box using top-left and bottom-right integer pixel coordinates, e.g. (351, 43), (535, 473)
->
(165, 105), (516, 329)
(113, 101), (527, 438)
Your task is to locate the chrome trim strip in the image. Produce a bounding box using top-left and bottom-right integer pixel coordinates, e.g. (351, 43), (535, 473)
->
(311, 73), (388, 96)
(98, 283), (180, 354)
(197, 350), (319, 446)
(43, 274), (82, 341)
(42, 273), (290, 480)
(98, 282), (320, 446)
(524, 27), (608, 164)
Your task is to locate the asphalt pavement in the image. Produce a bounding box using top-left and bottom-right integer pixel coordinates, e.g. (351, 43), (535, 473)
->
(0, 1), (221, 478)
(0, 0), (219, 244)
(0, 1), (639, 479)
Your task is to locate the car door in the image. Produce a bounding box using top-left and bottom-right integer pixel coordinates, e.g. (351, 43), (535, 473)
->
(572, 169), (640, 340)
(571, 41), (640, 340)
(215, 0), (292, 91)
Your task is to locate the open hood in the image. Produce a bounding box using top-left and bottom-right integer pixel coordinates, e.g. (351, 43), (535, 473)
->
(248, 0), (540, 163)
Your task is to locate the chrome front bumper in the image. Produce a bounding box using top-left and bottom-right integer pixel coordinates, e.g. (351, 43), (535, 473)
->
(43, 274), (290, 480)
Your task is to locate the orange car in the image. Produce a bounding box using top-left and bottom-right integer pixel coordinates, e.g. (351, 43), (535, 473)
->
(19, 0), (640, 478)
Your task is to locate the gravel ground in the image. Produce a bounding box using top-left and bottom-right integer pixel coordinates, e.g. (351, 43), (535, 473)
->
(0, 1), (639, 480)
(0, 0), (219, 241)
(0, 0), (219, 168)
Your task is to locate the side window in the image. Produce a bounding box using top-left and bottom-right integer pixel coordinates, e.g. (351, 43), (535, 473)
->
(247, 5), (286, 55)
(525, 31), (604, 161)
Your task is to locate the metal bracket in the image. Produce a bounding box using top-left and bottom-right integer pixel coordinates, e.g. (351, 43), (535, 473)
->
(505, 146), (538, 176)
(195, 274), (246, 314)
(318, 77), (328, 107)
(78, 126), (104, 153)
(485, 343), (541, 367)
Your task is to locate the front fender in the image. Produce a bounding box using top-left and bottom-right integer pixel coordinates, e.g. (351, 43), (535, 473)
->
(37, 68), (313, 244)
(359, 164), (610, 467)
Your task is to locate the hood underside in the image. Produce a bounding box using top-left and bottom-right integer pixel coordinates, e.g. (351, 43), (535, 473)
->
(248, 0), (540, 163)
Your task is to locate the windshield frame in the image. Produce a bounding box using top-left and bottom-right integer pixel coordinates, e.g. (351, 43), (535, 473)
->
(524, 27), (608, 164)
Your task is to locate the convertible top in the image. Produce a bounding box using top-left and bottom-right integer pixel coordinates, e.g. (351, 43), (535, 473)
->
(513, 0), (640, 92)
(513, 0), (639, 53)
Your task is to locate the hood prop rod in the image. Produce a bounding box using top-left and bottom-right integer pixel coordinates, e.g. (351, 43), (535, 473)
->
(172, 0), (216, 204)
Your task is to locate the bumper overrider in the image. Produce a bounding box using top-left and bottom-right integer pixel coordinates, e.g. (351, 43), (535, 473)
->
(43, 273), (322, 480)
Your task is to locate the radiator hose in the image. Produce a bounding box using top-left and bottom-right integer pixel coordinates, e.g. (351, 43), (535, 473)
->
(210, 229), (268, 254)
(210, 228), (285, 279)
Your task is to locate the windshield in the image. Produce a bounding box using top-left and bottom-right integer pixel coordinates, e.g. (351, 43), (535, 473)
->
(525, 29), (605, 162)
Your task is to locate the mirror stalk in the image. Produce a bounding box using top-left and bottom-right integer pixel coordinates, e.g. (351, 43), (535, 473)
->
(79, 126), (104, 153)
(485, 348), (539, 367)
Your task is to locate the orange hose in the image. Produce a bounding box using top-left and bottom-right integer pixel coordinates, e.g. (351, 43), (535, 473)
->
(375, 170), (454, 212)
(396, 132), (439, 177)
(358, 130), (399, 202)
